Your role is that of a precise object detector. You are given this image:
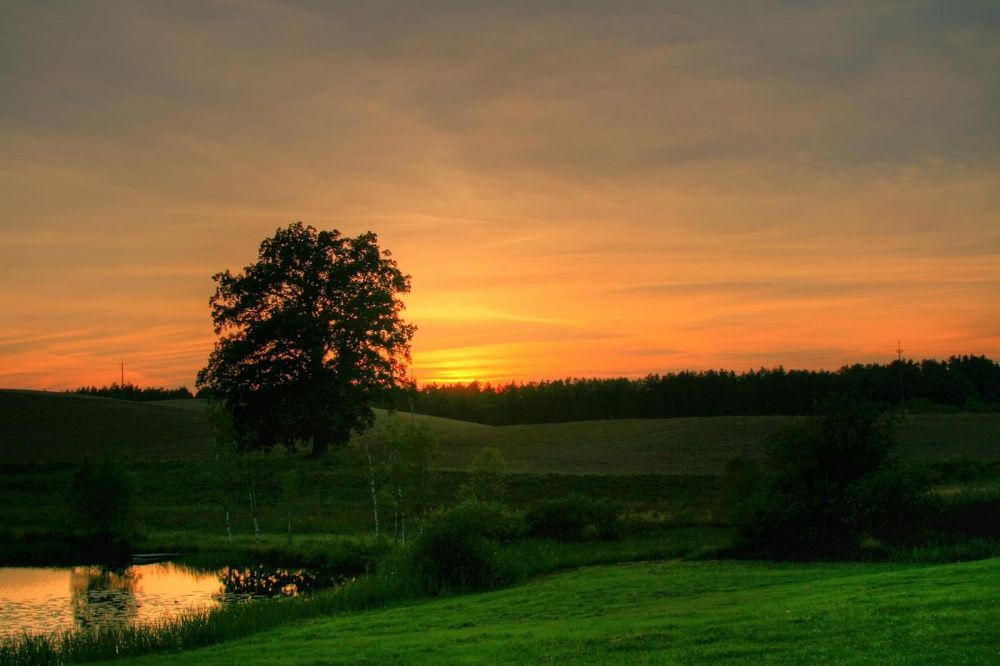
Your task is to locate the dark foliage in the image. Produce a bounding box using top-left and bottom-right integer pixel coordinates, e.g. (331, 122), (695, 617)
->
(923, 457), (1000, 485)
(406, 355), (1000, 424)
(525, 495), (624, 541)
(928, 488), (1000, 539)
(735, 396), (927, 560)
(408, 500), (521, 593)
(72, 383), (193, 401)
(714, 455), (765, 525)
(68, 458), (136, 560)
(456, 447), (508, 504)
(197, 222), (415, 456)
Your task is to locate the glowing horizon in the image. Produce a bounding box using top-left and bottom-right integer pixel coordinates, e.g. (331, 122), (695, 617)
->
(2, 2), (998, 390)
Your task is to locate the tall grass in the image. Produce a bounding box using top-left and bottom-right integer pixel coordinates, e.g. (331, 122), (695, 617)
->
(0, 572), (408, 665)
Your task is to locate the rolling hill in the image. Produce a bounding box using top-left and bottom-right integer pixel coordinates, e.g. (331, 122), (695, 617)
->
(1, 390), (998, 473)
(0, 390), (214, 463)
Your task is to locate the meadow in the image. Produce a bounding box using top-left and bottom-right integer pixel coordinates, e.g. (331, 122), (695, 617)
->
(1, 389), (998, 663)
(2, 390), (998, 561)
(3, 390), (998, 471)
(6, 537), (997, 664)
(102, 558), (1000, 664)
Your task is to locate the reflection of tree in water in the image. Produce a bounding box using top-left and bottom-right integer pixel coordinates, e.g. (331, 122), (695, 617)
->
(215, 566), (340, 601)
(69, 566), (140, 631)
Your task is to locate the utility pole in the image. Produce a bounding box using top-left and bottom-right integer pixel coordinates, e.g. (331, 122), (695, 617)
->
(119, 358), (126, 386)
(896, 340), (904, 404)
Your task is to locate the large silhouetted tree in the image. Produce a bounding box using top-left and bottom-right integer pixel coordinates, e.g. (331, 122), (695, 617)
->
(197, 222), (415, 457)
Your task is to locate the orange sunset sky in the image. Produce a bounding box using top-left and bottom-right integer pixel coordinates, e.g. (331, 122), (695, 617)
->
(1, 2), (998, 390)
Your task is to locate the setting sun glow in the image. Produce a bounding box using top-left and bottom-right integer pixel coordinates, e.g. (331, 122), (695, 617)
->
(1, 3), (998, 390)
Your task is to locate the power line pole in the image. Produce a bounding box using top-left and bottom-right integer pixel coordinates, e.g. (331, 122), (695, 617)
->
(119, 358), (126, 386)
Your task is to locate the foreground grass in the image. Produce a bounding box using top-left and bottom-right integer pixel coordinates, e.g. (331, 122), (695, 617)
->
(128, 557), (1000, 665)
(0, 529), (728, 664)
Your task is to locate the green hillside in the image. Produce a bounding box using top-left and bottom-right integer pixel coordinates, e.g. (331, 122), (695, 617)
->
(1, 390), (998, 472)
(131, 557), (1000, 665)
(418, 409), (1000, 474)
(0, 390), (214, 463)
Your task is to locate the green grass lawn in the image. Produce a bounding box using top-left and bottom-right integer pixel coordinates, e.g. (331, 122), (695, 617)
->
(126, 557), (1000, 665)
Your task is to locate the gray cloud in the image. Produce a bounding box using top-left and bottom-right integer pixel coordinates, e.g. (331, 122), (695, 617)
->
(1, 1), (998, 386)
(4, 1), (998, 177)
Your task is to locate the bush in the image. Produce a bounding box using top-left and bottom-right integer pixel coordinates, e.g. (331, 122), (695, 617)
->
(68, 458), (136, 559)
(924, 456), (1000, 484)
(408, 500), (521, 594)
(929, 487), (1000, 539)
(714, 455), (765, 525)
(457, 447), (508, 504)
(525, 495), (623, 541)
(736, 395), (926, 560)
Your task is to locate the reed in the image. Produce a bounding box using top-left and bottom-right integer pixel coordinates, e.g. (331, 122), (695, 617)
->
(0, 572), (408, 665)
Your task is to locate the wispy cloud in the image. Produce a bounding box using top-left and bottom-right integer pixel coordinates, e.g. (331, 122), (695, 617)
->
(1, 1), (998, 387)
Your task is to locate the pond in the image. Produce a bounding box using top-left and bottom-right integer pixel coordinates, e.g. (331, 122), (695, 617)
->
(0, 562), (335, 638)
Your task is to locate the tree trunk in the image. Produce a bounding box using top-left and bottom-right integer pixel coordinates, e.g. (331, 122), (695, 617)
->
(364, 439), (380, 537)
(245, 466), (260, 544)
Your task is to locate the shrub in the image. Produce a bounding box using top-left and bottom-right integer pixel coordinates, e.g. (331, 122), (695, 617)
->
(68, 458), (136, 559)
(930, 487), (1000, 539)
(408, 500), (521, 594)
(714, 455), (765, 525)
(457, 447), (508, 504)
(736, 395), (926, 560)
(924, 456), (1000, 484)
(525, 495), (623, 541)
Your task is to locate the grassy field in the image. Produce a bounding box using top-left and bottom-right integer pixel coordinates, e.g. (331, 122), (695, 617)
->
(125, 557), (1000, 665)
(1, 390), (997, 561)
(0, 390), (213, 462)
(2, 391), (998, 663)
(3, 391), (998, 473)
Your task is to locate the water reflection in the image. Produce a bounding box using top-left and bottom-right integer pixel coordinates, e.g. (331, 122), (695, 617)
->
(0, 562), (338, 638)
(70, 566), (139, 630)
(216, 565), (337, 599)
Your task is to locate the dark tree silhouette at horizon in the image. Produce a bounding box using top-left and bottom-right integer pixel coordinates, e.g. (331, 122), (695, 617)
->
(197, 222), (415, 457)
(406, 355), (1000, 425)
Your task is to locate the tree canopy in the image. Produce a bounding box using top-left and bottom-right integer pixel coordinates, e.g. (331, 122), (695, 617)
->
(197, 222), (415, 456)
(72, 383), (194, 402)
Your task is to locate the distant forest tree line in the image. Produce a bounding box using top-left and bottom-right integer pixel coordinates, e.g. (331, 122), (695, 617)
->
(72, 383), (194, 402)
(406, 355), (1000, 425)
(72, 355), (999, 426)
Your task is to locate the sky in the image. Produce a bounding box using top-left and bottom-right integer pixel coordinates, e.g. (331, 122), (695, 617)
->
(1, 1), (999, 389)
